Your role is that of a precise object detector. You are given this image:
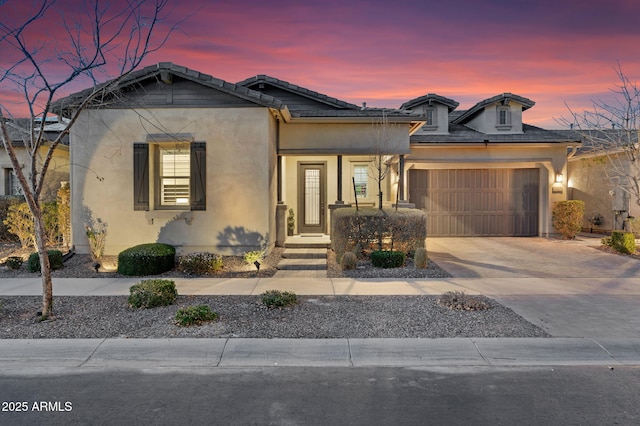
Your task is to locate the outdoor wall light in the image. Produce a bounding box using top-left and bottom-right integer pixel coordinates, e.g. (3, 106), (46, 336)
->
(555, 172), (564, 183)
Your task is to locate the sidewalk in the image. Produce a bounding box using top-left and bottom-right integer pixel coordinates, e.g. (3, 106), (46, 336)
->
(2, 275), (639, 368)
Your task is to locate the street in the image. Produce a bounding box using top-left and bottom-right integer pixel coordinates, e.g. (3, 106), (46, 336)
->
(1, 366), (638, 425)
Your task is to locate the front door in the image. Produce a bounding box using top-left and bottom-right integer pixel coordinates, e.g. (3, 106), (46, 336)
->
(298, 163), (326, 234)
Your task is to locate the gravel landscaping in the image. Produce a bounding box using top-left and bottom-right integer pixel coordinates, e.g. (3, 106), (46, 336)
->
(0, 244), (550, 339)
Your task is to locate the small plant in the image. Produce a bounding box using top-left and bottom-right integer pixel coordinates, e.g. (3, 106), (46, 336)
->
(128, 279), (177, 309)
(27, 250), (63, 272)
(287, 209), (295, 236)
(601, 236), (613, 247)
(117, 243), (176, 276)
(5, 256), (23, 270)
(243, 250), (264, 268)
(175, 305), (218, 326)
(340, 251), (357, 270)
(610, 231), (636, 254)
(370, 250), (405, 268)
(261, 290), (297, 308)
(57, 184), (71, 248)
(85, 219), (108, 261)
(414, 247), (428, 269)
(552, 200), (585, 239)
(437, 291), (490, 311)
(178, 252), (223, 275)
(3, 201), (60, 247)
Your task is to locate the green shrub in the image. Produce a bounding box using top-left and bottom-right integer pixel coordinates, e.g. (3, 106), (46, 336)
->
(370, 250), (405, 268)
(601, 236), (613, 247)
(117, 243), (176, 276)
(332, 208), (426, 259)
(128, 279), (177, 309)
(628, 216), (640, 238)
(27, 250), (63, 272)
(414, 247), (428, 269)
(437, 291), (490, 311)
(261, 290), (297, 308)
(552, 200), (585, 239)
(610, 231), (636, 254)
(243, 250), (264, 267)
(0, 196), (23, 242)
(3, 201), (60, 247)
(5, 256), (23, 270)
(340, 251), (357, 270)
(178, 252), (223, 275)
(175, 305), (218, 326)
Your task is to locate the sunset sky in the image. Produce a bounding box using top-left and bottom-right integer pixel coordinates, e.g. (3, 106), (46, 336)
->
(2, 0), (640, 128)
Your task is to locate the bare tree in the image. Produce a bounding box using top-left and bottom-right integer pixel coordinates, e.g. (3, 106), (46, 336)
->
(368, 111), (397, 210)
(561, 64), (640, 207)
(0, 0), (178, 319)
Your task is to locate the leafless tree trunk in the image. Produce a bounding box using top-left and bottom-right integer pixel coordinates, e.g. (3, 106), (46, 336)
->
(0, 0), (178, 319)
(562, 63), (640, 208)
(369, 111), (396, 210)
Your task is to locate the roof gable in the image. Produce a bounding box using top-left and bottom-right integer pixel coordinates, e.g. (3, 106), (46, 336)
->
(237, 75), (359, 110)
(401, 93), (459, 111)
(452, 93), (534, 124)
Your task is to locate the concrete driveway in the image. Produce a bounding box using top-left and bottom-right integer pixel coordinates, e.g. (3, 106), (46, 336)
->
(427, 235), (640, 278)
(427, 236), (640, 338)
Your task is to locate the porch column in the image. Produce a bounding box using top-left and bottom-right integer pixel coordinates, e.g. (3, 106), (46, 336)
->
(398, 155), (405, 200)
(277, 155), (283, 203)
(336, 155), (343, 203)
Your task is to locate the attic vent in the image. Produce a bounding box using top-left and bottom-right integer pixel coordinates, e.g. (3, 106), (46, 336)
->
(160, 71), (172, 84)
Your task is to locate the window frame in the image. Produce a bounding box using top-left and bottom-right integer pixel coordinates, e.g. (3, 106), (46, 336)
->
(424, 106), (438, 129)
(352, 163), (370, 200)
(496, 105), (512, 129)
(155, 143), (192, 210)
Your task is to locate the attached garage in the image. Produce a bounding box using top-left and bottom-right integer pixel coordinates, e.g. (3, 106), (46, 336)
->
(408, 168), (539, 236)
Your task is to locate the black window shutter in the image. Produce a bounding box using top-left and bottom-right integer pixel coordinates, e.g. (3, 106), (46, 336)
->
(133, 143), (149, 211)
(190, 142), (206, 211)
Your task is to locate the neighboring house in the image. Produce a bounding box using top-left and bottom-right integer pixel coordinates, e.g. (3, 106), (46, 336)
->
(55, 62), (578, 256)
(563, 129), (640, 231)
(1, 117), (69, 201)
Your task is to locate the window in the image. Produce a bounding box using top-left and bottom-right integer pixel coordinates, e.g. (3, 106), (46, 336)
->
(4, 169), (22, 196)
(353, 164), (368, 198)
(424, 107), (437, 128)
(133, 141), (206, 211)
(497, 106), (511, 128)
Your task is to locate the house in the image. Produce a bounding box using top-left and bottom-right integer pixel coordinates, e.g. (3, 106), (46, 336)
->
(55, 62), (578, 256)
(563, 129), (640, 232)
(0, 116), (69, 201)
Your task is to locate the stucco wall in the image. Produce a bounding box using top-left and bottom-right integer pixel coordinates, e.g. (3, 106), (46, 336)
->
(467, 104), (524, 134)
(70, 107), (276, 255)
(280, 122), (410, 154)
(406, 144), (569, 236)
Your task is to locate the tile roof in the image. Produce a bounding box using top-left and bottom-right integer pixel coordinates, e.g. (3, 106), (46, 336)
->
(452, 93), (535, 124)
(237, 75), (359, 110)
(555, 129), (638, 155)
(411, 123), (580, 144)
(401, 93), (459, 111)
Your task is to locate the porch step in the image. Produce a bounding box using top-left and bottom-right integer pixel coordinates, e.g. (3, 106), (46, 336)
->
(276, 258), (327, 270)
(282, 248), (327, 259)
(284, 235), (331, 249)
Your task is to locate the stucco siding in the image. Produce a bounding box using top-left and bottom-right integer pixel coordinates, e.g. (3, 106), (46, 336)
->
(70, 107), (274, 255)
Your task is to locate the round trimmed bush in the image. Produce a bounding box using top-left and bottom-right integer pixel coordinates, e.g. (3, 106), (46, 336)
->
(175, 305), (218, 326)
(27, 250), (63, 272)
(128, 279), (177, 309)
(117, 243), (176, 276)
(370, 250), (405, 268)
(177, 252), (223, 275)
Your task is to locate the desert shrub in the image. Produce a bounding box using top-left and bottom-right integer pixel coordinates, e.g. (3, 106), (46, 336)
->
(261, 290), (297, 308)
(437, 291), (490, 311)
(5, 256), (23, 270)
(552, 200), (584, 239)
(117, 243), (176, 276)
(243, 250), (265, 267)
(340, 251), (357, 270)
(601, 236), (613, 247)
(610, 231), (636, 254)
(414, 247), (428, 269)
(3, 201), (60, 247)
(0, 196), (23, 242)
(85, 219), (107, 261)
(332, 207), (426, 259)
(627, 216), (640, 238)
(128, 279), (177, 309)
(27, 250), (63, 272)
(371, 250), (405, 268)
(175, 305), (218, 326)
(177, 252), (223, 275)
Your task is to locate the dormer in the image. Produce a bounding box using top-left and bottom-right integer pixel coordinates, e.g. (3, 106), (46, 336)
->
(401, 94), (459, 134)
(452, 93), (534, 134)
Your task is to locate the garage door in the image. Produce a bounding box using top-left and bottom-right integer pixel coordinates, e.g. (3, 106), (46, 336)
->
(409, 168), (539, 236)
